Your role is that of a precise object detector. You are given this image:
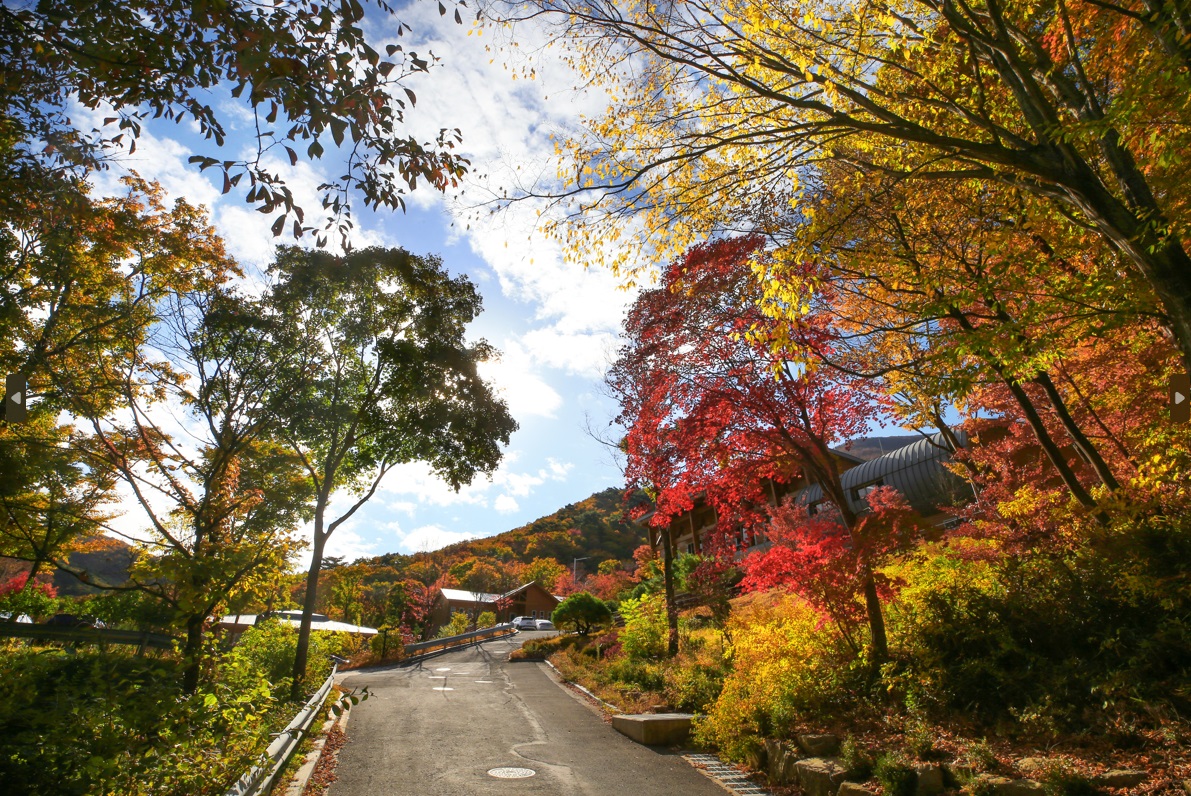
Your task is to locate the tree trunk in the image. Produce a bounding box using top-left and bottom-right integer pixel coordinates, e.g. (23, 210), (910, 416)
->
(660, 524), (679, 658)
(1032, 372), (1121, 491)
(291, 509), (327, 700)
(830, 491), (889, 661)
(182, 614), (204, 695)
(998, 375), (1105, 519)
(859, 565), (888, 661)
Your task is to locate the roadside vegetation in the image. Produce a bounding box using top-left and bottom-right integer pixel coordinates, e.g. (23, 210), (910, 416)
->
(0, 618), (361, 795)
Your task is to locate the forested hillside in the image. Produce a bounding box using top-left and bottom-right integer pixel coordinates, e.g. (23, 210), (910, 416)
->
(368, 487), (646, 572)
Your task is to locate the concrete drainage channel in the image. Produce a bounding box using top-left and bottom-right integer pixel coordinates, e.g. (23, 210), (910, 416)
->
(684, 753), (773, 796)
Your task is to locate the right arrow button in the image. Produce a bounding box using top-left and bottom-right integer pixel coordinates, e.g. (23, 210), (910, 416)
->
(1173, 374), (1191, 423)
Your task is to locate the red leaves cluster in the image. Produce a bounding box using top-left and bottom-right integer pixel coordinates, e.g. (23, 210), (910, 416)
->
(609, 235), (885, 534)
(0, 571), (57, 599)
(741, 487), (921, 640)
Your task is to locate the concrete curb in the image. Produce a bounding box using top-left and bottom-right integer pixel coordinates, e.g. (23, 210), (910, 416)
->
(541, 658), (623, 713)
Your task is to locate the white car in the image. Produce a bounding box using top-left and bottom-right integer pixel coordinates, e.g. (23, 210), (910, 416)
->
(535, 619), (556, 631)
(512, 616), (538, 631)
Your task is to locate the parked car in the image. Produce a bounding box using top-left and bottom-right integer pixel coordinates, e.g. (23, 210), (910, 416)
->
(512, 616), (538, 631)
(534, 619), (555, 631)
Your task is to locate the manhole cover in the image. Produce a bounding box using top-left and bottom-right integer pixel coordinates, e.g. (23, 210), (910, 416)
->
(488, 767), (536, 779)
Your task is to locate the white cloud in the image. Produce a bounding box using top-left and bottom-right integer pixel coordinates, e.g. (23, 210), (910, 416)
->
(322, 526), (379, 563)
(386, 500), (418, 516)
(477, 340), (564, 419)
(397, 523), (481, 553)
(378, 452), (574, 514)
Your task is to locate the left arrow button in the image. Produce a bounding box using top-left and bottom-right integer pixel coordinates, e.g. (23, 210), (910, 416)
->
(5, 374), (26, 423)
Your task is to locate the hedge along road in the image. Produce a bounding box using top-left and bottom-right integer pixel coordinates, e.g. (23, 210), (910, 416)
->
(329, 632), (729, 796)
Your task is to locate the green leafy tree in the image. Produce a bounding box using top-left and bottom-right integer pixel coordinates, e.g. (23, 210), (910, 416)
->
(264, 245), (517, 697)
(0, 178), (222, 585)
(0, 0), (472, 245)
(551, 591), (612, 635)
(522, 556), (566, 591)
(88, 285), (311, 693)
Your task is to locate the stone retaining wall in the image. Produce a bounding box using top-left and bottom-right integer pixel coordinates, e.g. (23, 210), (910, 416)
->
(755, 734), (1147, 795)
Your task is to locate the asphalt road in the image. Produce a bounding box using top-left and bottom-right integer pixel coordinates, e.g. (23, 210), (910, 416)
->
(329, 632), (728, 796)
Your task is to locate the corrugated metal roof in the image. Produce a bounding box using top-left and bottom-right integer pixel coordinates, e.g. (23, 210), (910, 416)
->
(217, 613), (378, 636)
(796, 432), (970, 518)
(440, 588), (500, 603)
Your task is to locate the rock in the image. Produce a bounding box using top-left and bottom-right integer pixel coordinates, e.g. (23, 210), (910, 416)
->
(1016, 758), (1049, 775)
(838, 783), (878, 796)
(795, 757), (848, 796)
(1094, 770), (1146, 789)
(766, 739), (802, 786)
(798, 733), (841, 757)
(972, 775), (1045, 796)
(775, 742), (804, 786)
(765, 739), (785, 783)
(915, 763), (945, 796)
(742, 740), (766, 773)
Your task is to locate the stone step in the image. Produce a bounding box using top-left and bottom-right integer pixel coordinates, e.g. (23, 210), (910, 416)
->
(611, 713), (694, 746)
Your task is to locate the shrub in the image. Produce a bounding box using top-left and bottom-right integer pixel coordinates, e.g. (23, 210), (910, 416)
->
(475, 610), (497, 629)
(0, 572), (58, 620)
(664, 660), (726, 713)
(618, 593), (667, 659)
(874, 752), (917, 796)
(695, 592), (852, 760)
(222, 619), (357, 697)
(883, 527), (1191, 728)
(0, 647), (289, 795)
(552, 591), (612, 634)
(840, 735), (875, 781)
(1037, 761), (1102, 796)
(434, 611), (470, 639)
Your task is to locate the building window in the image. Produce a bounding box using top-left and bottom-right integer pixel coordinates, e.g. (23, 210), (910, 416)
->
(853, 479), (885, 501)
(686, 543), (695, 554)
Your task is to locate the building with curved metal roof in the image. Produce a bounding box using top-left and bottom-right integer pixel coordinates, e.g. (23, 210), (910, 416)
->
(796, 431), (972, 522)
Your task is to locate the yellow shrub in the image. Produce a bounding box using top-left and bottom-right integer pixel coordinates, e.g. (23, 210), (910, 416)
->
(696, 591), (837, 759)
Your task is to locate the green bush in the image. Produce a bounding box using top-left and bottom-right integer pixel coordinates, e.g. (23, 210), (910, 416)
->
(883, 527), (1191, 728)
(874, 753), (918, 796)
(552, 591), (612, 634)
(840, 735), (875, 781)
(618, 593), (667, 659)
(222, 619), (356, 697)
(476, 610), (497, 629)
(435, 611), (470, 639)
(0, 647), (289, 796)
(1038, 761), (1102, 796)
(664, 661), (726, 713)
(604, 656), (665, 691)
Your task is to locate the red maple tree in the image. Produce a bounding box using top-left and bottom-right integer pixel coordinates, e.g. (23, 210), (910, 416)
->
(608, 236), (896, 657)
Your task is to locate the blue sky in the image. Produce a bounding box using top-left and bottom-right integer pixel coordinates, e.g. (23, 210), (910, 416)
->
(90, 4), (639, 563)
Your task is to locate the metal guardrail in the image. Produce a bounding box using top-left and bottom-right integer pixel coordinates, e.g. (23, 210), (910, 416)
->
(401, 623), (517, 660)
(0, 622), (177, 651)
(224, 663), (339, 796)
